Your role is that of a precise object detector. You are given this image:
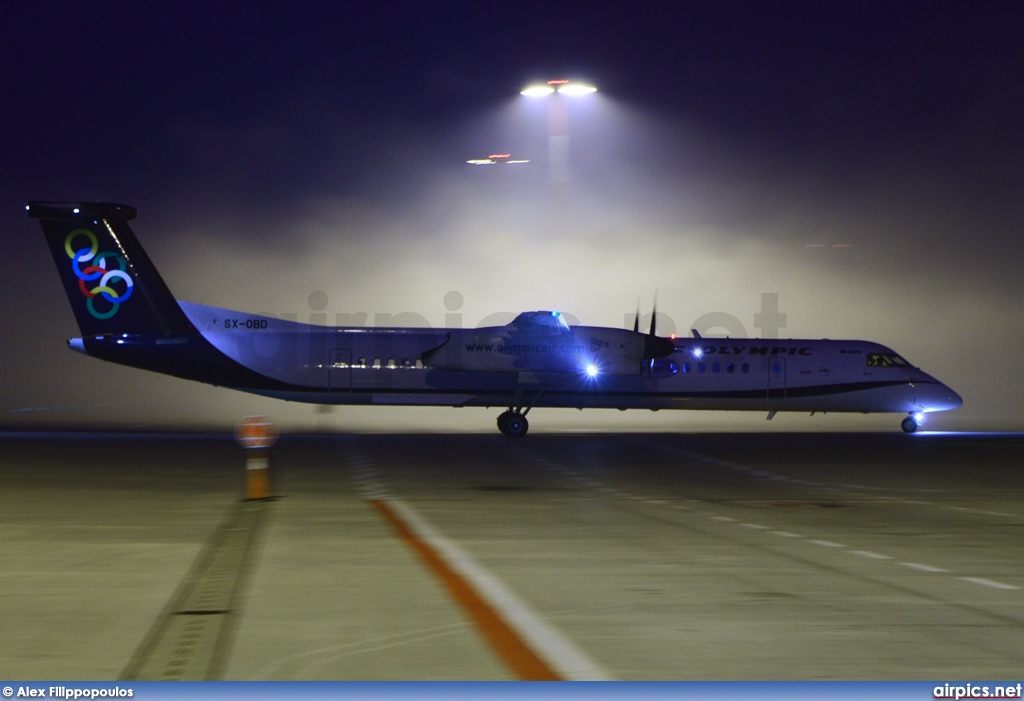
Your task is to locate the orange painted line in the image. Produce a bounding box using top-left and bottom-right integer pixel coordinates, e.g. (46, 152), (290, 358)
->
(370, 499), (561, 681)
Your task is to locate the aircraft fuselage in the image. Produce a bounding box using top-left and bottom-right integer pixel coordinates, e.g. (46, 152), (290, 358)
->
(75, 301), (961, 417)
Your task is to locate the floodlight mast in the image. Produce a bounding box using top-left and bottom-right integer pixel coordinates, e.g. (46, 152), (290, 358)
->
(519, 79), (597, 197)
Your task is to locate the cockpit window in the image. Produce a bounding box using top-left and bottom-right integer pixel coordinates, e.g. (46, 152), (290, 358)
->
(510, 311), (571, 334)
(867, 353), (910, 367)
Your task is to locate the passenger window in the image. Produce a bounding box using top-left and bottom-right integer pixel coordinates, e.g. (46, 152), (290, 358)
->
(726, 362), (735, 374)
(712, 362), (720, 373)
(669, 362), (678, 374)
(698, 362), (706, 373)
(682, 362), (691, 373)
(741, 363), (750, 374)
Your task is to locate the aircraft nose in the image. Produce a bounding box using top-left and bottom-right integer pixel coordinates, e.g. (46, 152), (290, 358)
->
(924, 382), (963, 411)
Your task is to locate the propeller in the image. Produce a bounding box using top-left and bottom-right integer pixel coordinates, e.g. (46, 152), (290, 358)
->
(638, 293), (675, 361)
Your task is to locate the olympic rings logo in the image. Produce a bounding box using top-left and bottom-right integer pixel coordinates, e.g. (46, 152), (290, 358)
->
(65, 228), (134, 320)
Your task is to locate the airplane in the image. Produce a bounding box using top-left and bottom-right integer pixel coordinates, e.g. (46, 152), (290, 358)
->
(28, 201), (962, 436)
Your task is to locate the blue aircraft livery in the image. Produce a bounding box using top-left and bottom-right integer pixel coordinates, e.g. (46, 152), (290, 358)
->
(29, 201), (962, 436)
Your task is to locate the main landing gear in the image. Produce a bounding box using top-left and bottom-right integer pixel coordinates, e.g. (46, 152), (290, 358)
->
(901, 415), (919, 433)
(497, 410), (529, 437)
(497, 382), (546, 437)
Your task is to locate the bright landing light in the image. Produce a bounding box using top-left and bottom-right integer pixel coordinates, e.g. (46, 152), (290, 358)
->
(586, 364), (599, 378)
(521, 86), (555, 96)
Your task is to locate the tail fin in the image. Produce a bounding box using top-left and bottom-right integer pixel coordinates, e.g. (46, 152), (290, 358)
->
(28, 201), (196, 337)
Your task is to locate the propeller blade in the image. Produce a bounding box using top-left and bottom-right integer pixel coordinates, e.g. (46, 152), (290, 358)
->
(641, 292), (676, 360)
(649, 292), (658, 337)
(632, 297), (640, 334)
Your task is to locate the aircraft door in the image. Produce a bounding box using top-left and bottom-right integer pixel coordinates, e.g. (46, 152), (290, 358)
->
(767, 357), (786, 399)
(329, 349), (352, 392)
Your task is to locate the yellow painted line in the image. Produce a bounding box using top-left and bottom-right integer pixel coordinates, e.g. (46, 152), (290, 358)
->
(371, 499), (610, 681)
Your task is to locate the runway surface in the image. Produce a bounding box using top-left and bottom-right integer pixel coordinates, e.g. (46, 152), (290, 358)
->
(1, 431), (1022, 679)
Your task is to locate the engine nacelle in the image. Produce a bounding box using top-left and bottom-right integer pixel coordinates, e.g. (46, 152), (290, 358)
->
(421, 311), (673, 376)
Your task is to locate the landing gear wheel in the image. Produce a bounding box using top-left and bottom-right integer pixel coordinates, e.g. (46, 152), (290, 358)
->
(506, 413), (528, 437)
(497, 411), (512, 434)
(901, 416), (918, 433)
(497, 410), (528, 437)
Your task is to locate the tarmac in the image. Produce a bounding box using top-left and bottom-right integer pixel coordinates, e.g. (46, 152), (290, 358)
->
(1, 431), (1023, 680)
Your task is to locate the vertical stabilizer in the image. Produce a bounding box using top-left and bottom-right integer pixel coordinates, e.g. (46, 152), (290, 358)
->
(28, 202), (196, 338)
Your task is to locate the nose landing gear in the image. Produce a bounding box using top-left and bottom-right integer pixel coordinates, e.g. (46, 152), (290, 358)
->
(901, 415), (919, 433)
(497, 410), (529, 437)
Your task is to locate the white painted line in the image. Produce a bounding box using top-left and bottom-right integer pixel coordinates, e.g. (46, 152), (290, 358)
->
(808, 540), (844, 548)
(900, 562), (949, 573)
(961, 577), (1020, 590)
(710, 516), (737, 522)
(851, 550), (891, 560)
(771, 531), (803, 538)
(386, 499), (612, 680)
(738, 523), (769, 530)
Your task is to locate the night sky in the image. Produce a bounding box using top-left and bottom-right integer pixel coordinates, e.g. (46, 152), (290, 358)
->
(3, 2), (1023, 431)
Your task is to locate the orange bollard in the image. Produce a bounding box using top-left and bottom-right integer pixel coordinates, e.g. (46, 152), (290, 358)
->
(246, 448), (269, 500)
(236, 416), (277, 501)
